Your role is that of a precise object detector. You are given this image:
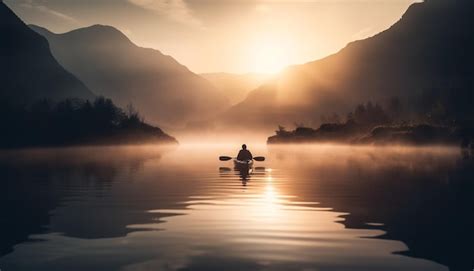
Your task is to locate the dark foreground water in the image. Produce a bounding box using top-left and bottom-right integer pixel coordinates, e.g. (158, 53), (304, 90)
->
(0, 144), (473, 271)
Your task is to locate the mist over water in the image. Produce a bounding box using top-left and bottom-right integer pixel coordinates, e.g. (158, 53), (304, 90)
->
(0, 144), (472, 271)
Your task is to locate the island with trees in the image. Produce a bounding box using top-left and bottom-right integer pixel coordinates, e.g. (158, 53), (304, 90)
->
(0, 97), (177, 148)
(268, 100), (473, 147)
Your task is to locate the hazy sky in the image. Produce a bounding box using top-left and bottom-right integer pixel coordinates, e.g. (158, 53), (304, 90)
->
(5, 0), (417, 74)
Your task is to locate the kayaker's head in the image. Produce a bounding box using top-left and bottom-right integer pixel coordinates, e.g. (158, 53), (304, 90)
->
(242, 144), (247, 150)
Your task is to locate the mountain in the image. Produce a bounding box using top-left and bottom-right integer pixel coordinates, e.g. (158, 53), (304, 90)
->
(0, 1), (94, 103)
(31, 24), (230, 128)
(201, 73), (271, 105)
(221, 0), (474, 130)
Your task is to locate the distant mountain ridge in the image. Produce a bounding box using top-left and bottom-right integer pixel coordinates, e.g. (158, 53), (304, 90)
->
(222, 0), (474, 130)
(0, 1), (94, 103)
(31, 24), (230, 128)
(201, 73), (271, 105)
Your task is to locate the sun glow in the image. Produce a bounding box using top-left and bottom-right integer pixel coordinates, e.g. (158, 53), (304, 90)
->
(250, 38), (295, 73)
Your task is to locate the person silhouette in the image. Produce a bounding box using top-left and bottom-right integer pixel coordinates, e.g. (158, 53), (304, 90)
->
(237, 144), (253, 161)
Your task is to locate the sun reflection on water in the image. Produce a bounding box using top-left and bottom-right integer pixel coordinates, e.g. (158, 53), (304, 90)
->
(0, 145), (456, 271)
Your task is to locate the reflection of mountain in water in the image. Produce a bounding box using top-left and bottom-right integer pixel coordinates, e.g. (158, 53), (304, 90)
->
(1, 146), (472, 271)
(271, 147), (474, 270)
(0, 146), (178, 256)
(339, 158), (474, 271)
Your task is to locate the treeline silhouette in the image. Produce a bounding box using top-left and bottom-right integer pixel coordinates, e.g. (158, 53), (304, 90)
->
(319, 98), (405, 128)
(419, 87), (474, 126)
(0, 97), (176, 148)
(269, 100), (472, 145)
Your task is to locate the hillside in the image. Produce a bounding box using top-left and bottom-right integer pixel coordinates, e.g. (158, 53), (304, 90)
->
(201, 73), (271, 105)
(221, 0), (474, 130)
(0, 1), (94, 103)
(31, 25), (230, 128)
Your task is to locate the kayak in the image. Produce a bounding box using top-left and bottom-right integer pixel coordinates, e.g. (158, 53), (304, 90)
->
(234, 159), (253, 178)
(233, 159), (254, 168)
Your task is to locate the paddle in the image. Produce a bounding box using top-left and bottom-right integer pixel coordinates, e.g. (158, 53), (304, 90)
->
(219, 156), (233, 161)
(219, 156), (265, 162)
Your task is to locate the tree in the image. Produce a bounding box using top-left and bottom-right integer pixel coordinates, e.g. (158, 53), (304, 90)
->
(276, 125), (291, 136)
(329, 113), (341, 124)
(354, 104), (367, 124)
(387, 96), (402, 117)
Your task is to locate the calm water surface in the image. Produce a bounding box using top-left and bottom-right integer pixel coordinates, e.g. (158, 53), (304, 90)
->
(0, 144), (473, 271)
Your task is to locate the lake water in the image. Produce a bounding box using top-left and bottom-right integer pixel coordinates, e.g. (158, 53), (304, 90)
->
(0, 144), (473, 271)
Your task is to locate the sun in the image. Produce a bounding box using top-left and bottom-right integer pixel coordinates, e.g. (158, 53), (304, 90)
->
(250, 38), (294, 74)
